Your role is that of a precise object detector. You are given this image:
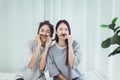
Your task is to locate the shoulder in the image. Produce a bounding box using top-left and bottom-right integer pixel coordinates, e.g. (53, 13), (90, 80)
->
(48, 43), (58, 55)
(28, 39), (35, 46)
(27, 39), (37, 51)
(72, 40), (79, 47)
(72, 40), (81, 51)
(28, 39), (34, 45)
(49, 43), (57, 51)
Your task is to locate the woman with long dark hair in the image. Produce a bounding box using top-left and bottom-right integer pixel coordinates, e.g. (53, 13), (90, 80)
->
(47, 20), (83, 80)
(16, 21), (54, 80)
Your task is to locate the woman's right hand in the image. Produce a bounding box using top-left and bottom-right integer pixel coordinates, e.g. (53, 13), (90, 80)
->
(35, 34), (42, 48)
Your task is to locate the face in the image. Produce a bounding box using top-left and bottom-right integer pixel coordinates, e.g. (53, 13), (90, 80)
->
(56, 23), (69, 40)
(38, 25), (51, 42)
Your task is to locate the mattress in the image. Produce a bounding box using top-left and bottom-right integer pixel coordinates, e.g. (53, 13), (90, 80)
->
(0, 70), (110, 80)
(0, 73), (16, 80)
(0, 71), (52, 80)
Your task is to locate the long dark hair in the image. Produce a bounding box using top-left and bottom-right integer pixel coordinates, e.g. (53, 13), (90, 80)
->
(55, 20), (71, 65)
(37, 20), (54, 37)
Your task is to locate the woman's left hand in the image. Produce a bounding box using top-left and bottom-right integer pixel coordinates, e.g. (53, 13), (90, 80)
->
(45, 37), (52, 49)
(67, 35), (74, 46)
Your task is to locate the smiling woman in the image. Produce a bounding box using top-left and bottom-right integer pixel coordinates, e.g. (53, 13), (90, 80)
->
(15, 21), (54, 80)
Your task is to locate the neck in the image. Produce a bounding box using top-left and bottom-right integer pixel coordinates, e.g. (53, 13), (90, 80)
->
(41, 41), (46, 47)
(57, 40), (66, 47)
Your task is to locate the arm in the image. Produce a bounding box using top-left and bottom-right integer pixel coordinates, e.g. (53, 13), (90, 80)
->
(28, 34), (41, 69)
(68, 44), (75, 68)
(38, 48), (48, 71)
(39, 37), (52, 71)
(67, 35), (74, 68)
(57, 73), (67, 80)
(72, 40), (82, 68)
(67, 35), (82, 69)
(28, 46), (41, 69)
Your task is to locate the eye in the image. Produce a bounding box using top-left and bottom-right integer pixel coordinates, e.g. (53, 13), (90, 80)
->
(46, 30), (51, 33)
(40, 29), (44, 32)
(59, 28), (63, 31)
(65, 28), (68, 31)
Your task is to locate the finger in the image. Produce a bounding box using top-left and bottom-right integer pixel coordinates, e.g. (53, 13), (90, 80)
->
(36, 34), (40, 37)
(35, 34), (40, 40)
(47, 36), (50, 40)
(66, 34), (70, 39)
(48, 37), (52, 43)
(34, 36), (38, 40)
(68, 35), (72, 39)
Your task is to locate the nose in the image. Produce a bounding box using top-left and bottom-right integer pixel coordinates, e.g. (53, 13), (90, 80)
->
(62, 30), (67, 34)
(42, 32), (47, 35)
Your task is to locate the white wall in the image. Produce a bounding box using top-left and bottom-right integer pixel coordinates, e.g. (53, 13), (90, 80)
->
(0, 0), (45, 72)
(0, 0), (120, 80)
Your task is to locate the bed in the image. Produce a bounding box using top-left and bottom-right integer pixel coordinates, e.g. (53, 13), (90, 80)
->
(0, 71), (52, 80)
(0, 70), (110, 80)
(0, 72), (16, 80)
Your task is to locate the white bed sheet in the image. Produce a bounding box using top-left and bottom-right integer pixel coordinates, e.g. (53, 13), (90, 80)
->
(0, 70), (110, 80)
(0, 71), (52, 80)
(0, 73), (16, 80)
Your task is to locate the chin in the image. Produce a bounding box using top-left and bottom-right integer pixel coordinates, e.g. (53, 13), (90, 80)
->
(41, 38), (47, 42)
(61, 38), (67, 41)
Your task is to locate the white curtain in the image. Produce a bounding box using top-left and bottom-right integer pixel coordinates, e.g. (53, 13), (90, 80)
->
(0, 0), (120, 80)
(45, 0), (120, 80)
(0, 0), (45, 72)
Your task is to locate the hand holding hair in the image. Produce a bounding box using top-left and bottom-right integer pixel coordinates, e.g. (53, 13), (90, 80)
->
(35, 34), (42, 48)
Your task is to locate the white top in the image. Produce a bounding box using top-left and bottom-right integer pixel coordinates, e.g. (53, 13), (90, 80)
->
(16, 40), (46, 80)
